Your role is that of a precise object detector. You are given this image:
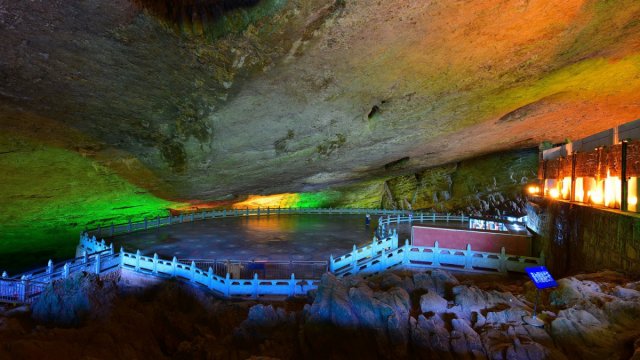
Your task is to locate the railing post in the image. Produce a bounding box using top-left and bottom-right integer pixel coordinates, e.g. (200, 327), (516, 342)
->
(83, 251), (88, 265)
(63, 263), (70, 279)
(246, 207), (249, 216)
(120, 247), (125, 267)
(223, 209), (227, 217)
(432, 213), (436, 222)
(128, 219), (132, 232)
(351, 244), (358, 272)
(190, 261), (196, 282)
(446, 213), (450, 222)
(207, 267), (214, 289)
(168, 215), (172, 225)
(180, 214), (184, 223)
(277, 207), (281, 215)
(329, 255), (334, 272)
(95, 253), (101, 275)
(1, 271), (7, 278)
(252, 273), (259, 299)
(135, 250), (141, 271)
(109, 243), (114, 255)
(460, 213), (464, 223)
(403, 240), (410, 265)
(289, 273), (296, 297)
(433, 241), (440, 267)
(225, 272), (231, 297)
(110, 222), (114, 237)
(153, 253), (158, 274)
(172, 256), (178, 277)
(499, 247), (507, 273)
(190, 213), (195, 222)
(19, 276), (27, 303)
(257, 207), (261, 216)
(144, 217), (148, 230)
(464, 244), (472, 270)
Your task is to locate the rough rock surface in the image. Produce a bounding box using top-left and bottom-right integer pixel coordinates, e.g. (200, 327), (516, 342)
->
(2, 0), (639, 201)
(1, 268), (640, 359)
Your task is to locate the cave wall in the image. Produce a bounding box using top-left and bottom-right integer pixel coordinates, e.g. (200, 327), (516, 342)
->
(379, 149), (538, 215)
(527, 199), (640, 277)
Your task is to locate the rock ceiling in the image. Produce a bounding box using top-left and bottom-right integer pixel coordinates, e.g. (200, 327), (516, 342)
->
(1, 0), (640, 200)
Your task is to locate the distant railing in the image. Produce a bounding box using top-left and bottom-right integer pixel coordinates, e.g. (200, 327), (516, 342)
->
(85, 207), (409, 239)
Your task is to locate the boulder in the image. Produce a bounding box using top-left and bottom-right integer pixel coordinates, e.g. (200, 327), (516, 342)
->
(420, 290), (449, 314)
(31, 272), (117, 326)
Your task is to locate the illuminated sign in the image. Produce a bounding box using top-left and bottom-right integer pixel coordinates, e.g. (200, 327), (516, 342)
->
(525, 266), (557, 289)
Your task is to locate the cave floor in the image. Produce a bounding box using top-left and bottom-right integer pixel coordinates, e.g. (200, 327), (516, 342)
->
(109, 214), (385, 262)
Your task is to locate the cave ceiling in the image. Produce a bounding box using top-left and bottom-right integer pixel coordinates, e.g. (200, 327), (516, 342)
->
(1, 0), (640, 200)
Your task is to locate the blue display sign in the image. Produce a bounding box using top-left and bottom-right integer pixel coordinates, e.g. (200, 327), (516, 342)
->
(525, 266), (558, 289)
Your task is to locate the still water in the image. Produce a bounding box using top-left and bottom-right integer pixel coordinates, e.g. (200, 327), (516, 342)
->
(110, 214), (385, 261)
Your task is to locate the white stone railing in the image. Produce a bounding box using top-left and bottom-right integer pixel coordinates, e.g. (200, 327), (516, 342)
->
(120, 251), (319, 299)
(333, 239), (544, 277)
(329, 231), (399, 273)
(85, 207), (409, 239)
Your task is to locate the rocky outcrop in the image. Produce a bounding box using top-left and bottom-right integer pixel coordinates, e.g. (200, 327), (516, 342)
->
(2, 269), (640, 359)
(31, 272), (118, 326)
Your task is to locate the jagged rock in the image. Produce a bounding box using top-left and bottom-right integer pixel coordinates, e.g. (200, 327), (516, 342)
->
(413, 269), (459, 297)
(31, 272), (117, 326)
(451, 285), (524, 319)
(550, 308), (616, 360)
(480, 325), (550, 360)
(450, 319), (486, 359)
(484, 308), (527, 325)
(420, 290), (449, 314)
(410, 314), (453, 359)
(379, 272), (404, 290)
(549, 277), (612, 307)
(306, 273), (359, 328)
(612, 286), (640, 300)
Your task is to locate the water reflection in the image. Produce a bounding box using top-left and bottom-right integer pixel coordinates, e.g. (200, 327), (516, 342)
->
(111, 214), (380, 262)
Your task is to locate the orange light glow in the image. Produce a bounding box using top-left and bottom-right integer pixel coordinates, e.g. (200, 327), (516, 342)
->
(629, 177), (638, 212)
(574, 177), (584, 202)
(549, 188), (560, 198)
(527, 185), (540, 194)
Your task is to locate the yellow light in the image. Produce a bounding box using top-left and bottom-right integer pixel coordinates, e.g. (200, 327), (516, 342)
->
(549, 188), (560, 198)
(629, 196), (638, 206)
(528, 186), (539, 194)
(590, 188), (604, 204)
